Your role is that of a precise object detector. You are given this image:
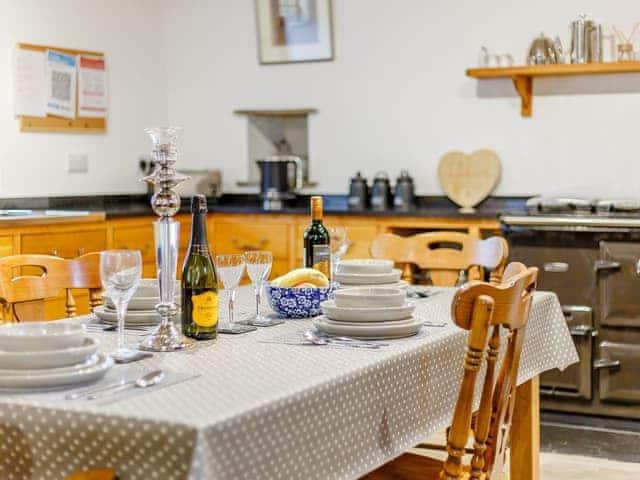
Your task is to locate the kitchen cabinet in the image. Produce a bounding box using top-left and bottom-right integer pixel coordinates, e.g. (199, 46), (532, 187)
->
(0, 209), (499, 320)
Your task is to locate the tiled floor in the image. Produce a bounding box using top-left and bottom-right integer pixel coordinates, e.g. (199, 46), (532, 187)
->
(541, 452), (639, 480)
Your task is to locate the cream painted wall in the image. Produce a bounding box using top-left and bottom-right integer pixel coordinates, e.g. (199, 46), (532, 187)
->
(162, 0), (640, 198)
(0, 0), (167, 197)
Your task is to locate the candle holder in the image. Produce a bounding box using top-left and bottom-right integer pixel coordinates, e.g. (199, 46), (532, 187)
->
(138, 127), (193, 351)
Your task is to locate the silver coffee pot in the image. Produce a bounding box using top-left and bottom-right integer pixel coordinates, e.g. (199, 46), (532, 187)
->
(570, 15), (602, 63)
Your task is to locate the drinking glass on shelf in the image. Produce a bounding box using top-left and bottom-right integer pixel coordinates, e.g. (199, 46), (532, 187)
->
(244, 250), (274, 326)
(215, 254), (253, 333)
(99, 250), (142, 357)
(328, 226), (350, 282)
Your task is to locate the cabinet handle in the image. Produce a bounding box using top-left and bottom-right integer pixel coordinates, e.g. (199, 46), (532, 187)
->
(51, 248), (59, 257)
(77, 247), (85, 256)
(636, 259), (640, 277)
(593, 358), (621, 370)
(231, 236), (268, 251)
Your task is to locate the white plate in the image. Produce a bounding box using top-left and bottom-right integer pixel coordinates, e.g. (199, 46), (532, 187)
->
(321, 300), (415, 322)
(0, 353), (113, 391)
(337, 259), (394, 275)
(0, 352), (102, 377)
(134, 279), (180, 298)
(103, 295), (181, 311)
(0, 321), (85, 352)
(336, 280), (409, 290)
(313, 315), (423, 340)
(0, 337), (99, 370)
(333, 287), (406, 308)
(94, 306), (160, 326)
(334, 268), (402, 285)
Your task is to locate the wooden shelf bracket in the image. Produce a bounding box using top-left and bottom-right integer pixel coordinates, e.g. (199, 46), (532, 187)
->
(512, 75), (532, 117)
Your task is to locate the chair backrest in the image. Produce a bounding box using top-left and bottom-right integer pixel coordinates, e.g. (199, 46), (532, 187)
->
(441, 262), (538, 480)
(369, 232), (509, 286)
(0, 252), (103, 322)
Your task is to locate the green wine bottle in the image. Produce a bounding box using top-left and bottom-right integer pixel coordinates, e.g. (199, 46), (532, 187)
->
(303, 196), (331, 277)
(182, 194), (218, 340)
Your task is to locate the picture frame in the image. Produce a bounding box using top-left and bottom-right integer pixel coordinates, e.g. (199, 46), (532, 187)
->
(255, 0), (334, 64)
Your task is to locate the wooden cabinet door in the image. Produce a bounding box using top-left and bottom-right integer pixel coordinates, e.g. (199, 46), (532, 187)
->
(21, 229), (106, 258)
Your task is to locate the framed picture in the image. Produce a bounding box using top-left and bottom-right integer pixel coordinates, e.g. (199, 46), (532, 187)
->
(255, 0), (334, 64)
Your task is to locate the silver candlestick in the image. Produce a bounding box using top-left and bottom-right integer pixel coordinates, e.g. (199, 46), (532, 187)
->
(138, 127), (193, 352)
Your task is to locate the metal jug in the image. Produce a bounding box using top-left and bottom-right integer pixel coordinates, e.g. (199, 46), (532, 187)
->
(393, 170), (415, 211)
(370, 171), (392, 211)
(348, 172), (369, 210)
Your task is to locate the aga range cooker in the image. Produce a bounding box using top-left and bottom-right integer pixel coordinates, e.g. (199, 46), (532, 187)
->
(501, 197), (640, 419)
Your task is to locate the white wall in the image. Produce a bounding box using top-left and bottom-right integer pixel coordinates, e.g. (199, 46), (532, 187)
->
(162, 0), (640, 198)
(0, 0), (167, 197)
(4, 1), (640, 198)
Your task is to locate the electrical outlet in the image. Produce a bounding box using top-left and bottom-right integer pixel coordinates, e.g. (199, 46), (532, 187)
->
(67, 154), (88, 173)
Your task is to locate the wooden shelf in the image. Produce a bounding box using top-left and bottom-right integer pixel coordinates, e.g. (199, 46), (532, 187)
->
(466, 62), (640, 117)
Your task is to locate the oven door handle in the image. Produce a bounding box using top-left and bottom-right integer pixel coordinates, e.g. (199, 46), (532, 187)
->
(569, 324), (594, 337)
(594, 260), (621, 273)
(544, 262), (569, 273)
(593, 358), (621, 370)
(540, 387), (582, 398)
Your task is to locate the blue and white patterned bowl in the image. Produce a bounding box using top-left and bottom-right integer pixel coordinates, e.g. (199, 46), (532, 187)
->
(266, 284), (335, 318)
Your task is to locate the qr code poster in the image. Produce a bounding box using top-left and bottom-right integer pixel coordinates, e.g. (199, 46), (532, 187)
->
(45, 49), (76, 119)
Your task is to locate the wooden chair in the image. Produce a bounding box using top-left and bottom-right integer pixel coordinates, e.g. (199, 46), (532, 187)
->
(0, 252), (103, 322)
(361, 262), (538, 480)
(369, 232), (509, 286)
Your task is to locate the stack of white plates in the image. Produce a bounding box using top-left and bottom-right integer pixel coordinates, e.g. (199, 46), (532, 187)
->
(314, 287), (423, 340)
(0, 322), (112, 390)
(95, 279), (179, 326)
(334, 259), (408, 289)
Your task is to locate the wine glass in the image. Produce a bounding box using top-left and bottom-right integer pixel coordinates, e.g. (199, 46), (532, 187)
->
(100, 250), (142, 357)
(215, 254), (248, 333)
(328, 226), (350, 282)
(244, 250), (274, 326)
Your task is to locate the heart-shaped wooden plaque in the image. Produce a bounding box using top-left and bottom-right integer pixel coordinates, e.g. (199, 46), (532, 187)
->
(438, 149), (502, 213)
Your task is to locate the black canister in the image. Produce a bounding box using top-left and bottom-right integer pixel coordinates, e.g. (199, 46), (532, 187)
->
(347, 172), (369, 210)
(370, 171), (392, 211)
(393, 170), (416, 211)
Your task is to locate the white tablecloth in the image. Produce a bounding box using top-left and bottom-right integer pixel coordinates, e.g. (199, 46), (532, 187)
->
(0, 288), (577, 480)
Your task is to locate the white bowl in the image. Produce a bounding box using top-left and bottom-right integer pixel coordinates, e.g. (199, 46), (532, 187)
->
(334, 288), (406, 308)
(0, 322), (85, 352)
(134, 279), (180, 298)
(103, 295), (180, 311)
(0, 337), (99, 370)
(337, 259), (394, 275)
(334, 268), (402, 285)
(320, 300), (415, 322)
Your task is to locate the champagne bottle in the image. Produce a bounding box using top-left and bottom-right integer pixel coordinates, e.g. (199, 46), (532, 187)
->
(303, 196), (331, 277)
(182, 194), (218, 340)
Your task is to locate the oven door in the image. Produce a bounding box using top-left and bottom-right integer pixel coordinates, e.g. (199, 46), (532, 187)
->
(507, 230), (597, 306)
(598, 241), (640, 327)
(595, 341), (640, 404)
(541, 305), (593, 399)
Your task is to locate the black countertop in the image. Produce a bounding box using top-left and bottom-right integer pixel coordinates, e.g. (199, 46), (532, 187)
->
(0, 194), (530, 220)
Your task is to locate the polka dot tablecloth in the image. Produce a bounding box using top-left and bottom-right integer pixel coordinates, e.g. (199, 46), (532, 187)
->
(0, 288), (577, 480)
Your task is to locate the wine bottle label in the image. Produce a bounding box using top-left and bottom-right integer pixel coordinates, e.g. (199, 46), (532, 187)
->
(311, 244), (330, 276)
(190, 291), (218, 327)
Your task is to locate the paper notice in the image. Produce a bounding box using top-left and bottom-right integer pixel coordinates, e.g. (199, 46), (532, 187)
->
(45, 49), (77, 119)
(12, 48), (46, 117)
(78, 55), (107, 118)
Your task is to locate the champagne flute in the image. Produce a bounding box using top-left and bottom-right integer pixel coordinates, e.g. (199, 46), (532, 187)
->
(328, 226), (350, 282)
(244, 250), (274, 326)
(215, 254), (253, 333)
(99, 250), (142, 357)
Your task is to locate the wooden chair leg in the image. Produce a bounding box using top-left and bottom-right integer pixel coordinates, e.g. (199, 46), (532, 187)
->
(65, 288), (77, 317)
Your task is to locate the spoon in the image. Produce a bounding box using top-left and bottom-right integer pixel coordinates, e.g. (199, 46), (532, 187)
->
(304, 331), (381, 349)
(87, 369), (164, 401)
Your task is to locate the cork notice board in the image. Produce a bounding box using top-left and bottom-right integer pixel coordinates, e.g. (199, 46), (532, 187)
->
(17, 43), (106, 133)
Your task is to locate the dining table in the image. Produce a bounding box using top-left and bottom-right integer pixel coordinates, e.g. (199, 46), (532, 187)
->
(0, 286), (578, 480)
